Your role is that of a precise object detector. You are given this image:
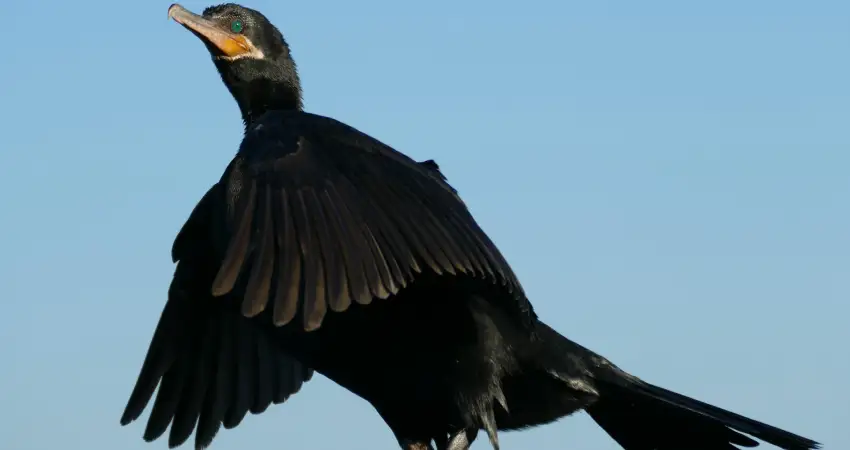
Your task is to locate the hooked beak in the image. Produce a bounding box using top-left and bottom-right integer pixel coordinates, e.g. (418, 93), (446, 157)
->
(168, 3), (253, 58)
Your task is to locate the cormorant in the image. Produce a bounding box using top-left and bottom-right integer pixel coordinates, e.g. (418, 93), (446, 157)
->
(120, 4), (822, 450)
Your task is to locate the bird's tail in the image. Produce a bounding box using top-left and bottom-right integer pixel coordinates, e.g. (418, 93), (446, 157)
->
(586, 369), (820, 450)
(516, 322), (820, 450)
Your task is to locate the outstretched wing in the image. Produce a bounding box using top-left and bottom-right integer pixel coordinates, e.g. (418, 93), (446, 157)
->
(121, 187), (314, 449)
(211, 111), (533, 331)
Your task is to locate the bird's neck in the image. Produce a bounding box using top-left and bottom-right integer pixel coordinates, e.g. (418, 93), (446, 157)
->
(232, 80), (303, 127)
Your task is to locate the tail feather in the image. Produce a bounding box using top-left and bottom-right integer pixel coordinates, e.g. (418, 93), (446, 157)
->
(526, 321), (819, 450)
(586, 376), (820, 450)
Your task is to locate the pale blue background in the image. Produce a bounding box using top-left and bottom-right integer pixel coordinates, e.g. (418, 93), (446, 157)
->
(1, 0), (847, 449)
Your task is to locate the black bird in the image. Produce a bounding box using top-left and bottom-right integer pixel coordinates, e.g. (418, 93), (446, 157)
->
(121, 4), (821, 450)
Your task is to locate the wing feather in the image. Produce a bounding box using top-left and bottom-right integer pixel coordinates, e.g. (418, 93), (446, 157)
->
(307, 187), (347, 311)
(436, 210), (482, 276)
(361, 222), (394, 298)
(290, 188), (327, 331)
(144, 358), (185, 440)
(361, 177), (445, 275)
(305, 189), (331, 329)
(448, 211), (498, 281)
(252, 331), (273, 414)
(377, 167), (462, 275)
(194, 314), (233, 447)
(317, 188), (353, 311)
(336, 174), (415, 286)
(407, 203), (462, 275)
(347, 192), (418, 283)
(169, 318), (214, 447)
(213, 179), (256, 296)
(345, 196), (386, 303)
(364, 217), (405, 293)
(322, 182), (372, 304)
(273, 357), (292, 403)
(243, 186), (274, 317)
(453, 208), (510, 286)
(272, 189), (300, 326)
(223, 318), (255, 429)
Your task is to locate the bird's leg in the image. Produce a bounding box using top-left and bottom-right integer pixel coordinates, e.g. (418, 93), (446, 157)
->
(400, 439), (434, 450)
(437, 429), (478, 450)
(432, 432), (449, 450)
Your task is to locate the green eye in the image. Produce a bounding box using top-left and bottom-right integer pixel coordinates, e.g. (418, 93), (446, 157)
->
(230, 20), (243, 33)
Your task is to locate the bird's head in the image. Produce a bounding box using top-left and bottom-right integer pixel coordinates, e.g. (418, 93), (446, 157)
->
(168, 3), (303, 123)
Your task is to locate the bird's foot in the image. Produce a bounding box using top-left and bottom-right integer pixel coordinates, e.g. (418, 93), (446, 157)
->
(437, 429), (478, 450)
(400, 439), (434, 450)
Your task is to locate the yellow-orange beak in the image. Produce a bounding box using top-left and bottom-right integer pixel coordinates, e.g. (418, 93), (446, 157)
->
(168, 3), (252, 58)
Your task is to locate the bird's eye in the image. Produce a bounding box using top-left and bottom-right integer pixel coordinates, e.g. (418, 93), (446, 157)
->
(230, 20), (243, 33)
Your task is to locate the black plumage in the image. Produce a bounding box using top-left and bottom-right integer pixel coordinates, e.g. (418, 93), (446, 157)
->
(121, 4), (821, 450)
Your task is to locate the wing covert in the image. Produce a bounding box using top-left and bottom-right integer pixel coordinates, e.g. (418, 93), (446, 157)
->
(210, 112), (532, 331)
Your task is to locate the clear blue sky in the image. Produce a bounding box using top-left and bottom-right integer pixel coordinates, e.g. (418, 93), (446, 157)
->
(1, 0), (847, 449)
